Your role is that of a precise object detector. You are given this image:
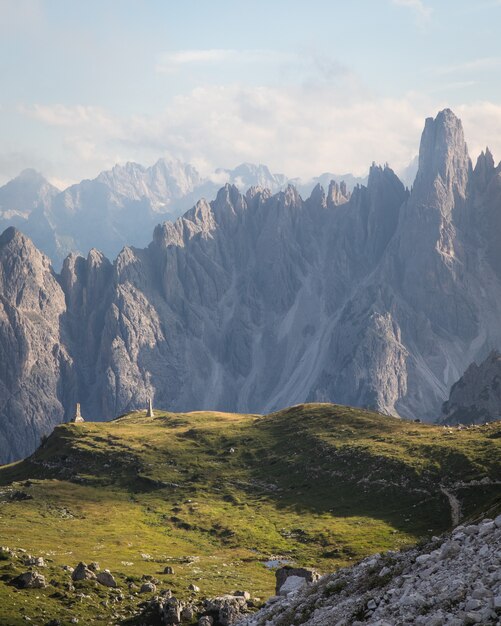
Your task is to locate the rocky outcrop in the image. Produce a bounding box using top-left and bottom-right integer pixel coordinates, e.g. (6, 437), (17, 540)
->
(238, 516), (501, 625)
(71, 562), (97, 581)
(12, 570), (47, 589)
(442, 351), (501, 424)
(1, 109), (501, 462)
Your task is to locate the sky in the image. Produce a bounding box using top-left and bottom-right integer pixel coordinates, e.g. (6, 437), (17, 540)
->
(1, 0), (501, 187)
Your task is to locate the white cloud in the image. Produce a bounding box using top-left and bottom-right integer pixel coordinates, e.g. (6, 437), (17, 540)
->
(456, 101), (501, 162)
(432, 57), (501, 76)
(391, 0), (433, 21)
(19, 87), (501, 185)
(156, 48), (290, 74)
(19, 87), (430, 180)
(21, 103), (118, 130)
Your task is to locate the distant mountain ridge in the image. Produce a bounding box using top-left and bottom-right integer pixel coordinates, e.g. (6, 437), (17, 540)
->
(0, 160), (364, 268)
(0, 109), (500, 463)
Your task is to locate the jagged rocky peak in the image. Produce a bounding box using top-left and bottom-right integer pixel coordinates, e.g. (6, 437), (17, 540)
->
(96, 158), (204, 207)
(213, 183), (246, 215)
(0, 225), (27, 248)
(0, 226), (52, 279)
(367, 162), (406, 194)
(276, 183), (302, 210)
(308, 183), (326, 207)
(0, 169), (58, 215)
(0, 226), (71, 463)
(415, 108), (471, 196)
(12, 168), (48, 185)
(442, 350), (501, 424)
(327, 179), (350, 207)
(60, 248), (112, 314)
(473, 146), (497, 190)
(217, 162), (288, 192)
(245, 185), (272, 204)
(61, 247), (109, 276)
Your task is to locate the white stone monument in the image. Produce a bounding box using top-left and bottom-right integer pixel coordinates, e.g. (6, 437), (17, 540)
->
(73, 403), (85, 423)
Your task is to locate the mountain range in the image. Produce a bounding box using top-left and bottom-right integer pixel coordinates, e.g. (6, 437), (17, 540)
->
(1, 108), (500, 463)
(0, 161), (367, 269)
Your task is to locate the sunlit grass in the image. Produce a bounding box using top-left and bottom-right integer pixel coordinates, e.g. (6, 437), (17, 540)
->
(0, 403), (499, 625)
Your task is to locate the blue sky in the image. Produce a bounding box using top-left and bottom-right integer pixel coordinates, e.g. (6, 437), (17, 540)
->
(1, 0), (501, 186)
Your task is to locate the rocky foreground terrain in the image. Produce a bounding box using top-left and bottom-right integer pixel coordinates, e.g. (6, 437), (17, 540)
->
(240, 515), (501, 626)
(2, 109), (501, 462)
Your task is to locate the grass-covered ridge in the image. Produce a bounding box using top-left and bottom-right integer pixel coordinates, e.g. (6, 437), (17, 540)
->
(0, 403), (500, 625)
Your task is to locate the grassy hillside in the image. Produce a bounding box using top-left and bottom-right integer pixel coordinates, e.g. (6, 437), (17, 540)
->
(0, 403), (500, 625)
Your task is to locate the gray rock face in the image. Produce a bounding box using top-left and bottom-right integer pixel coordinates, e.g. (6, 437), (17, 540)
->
(442, 350), (501, 424)
(0, 227), (74, 463)
(1, 109), (501, 463)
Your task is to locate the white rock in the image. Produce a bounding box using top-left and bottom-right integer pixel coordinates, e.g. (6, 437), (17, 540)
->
(279, 576), (307, 596)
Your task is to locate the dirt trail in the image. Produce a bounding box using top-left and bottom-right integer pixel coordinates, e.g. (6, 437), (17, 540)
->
(440, 485), (461, 526)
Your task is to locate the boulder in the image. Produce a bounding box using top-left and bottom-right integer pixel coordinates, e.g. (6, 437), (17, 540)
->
(96, 570), (117, 588)
(181, 605), (195, 621)
(198, 617), (214, 626)
(13, 570), (47, 588)
(23, 555), (46, 567)
(278, 575), (307, 596)
(205, 595), (247, 626)
(137, 594), (183, 625)
(140, 581), (156, 594)
(163, 566), (174, 574)
(275, 566), (320, 594)
(162, 597), (184, 624)
(71, 562), (96, 581)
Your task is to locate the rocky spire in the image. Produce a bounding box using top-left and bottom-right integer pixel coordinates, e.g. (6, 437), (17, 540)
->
(147, 398), (154, 418)
(326, 180), (350, 208)
(473, 147), (496, 190)
(414, 108), (471, 198)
